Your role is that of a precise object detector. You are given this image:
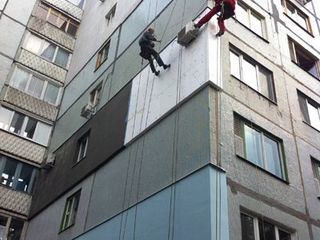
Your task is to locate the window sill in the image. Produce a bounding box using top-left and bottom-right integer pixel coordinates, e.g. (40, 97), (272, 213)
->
(283, 13), (314, 37)
(58, 223), (75, 234)
(233, 17), (270, 44)
(302, 120), (320, 133)
(236, 154), (290, 184)
(71, 157), (86, 168)
(230, 74), (278, 105)
(291, 60), (320, 81)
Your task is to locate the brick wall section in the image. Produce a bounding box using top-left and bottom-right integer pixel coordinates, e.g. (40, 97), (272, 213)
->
(4, 86), (57, 121)
(0, 130), (46, 164)
(43, 0), (82, 20)
(18, 49), (66, 83)
(0, 186), (32, 216)
(28, 16), (75, 51)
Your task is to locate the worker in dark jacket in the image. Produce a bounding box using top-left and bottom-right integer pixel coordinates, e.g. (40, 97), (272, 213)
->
(139, 28), (170, 76)
(195, 0), (236, 37)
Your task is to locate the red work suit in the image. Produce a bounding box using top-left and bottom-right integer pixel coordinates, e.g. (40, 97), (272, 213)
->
(197, 0), (236, 31)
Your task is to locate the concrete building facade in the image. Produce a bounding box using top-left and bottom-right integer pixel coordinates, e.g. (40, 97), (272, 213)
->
(0, 0), (319, 239)
(0, 0), (83, 239)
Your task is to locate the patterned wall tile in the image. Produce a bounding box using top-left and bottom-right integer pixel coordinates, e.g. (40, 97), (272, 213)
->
(0, 186), (32, 216)
(0, 130), (46, 164)
(4, 86), (57, 121)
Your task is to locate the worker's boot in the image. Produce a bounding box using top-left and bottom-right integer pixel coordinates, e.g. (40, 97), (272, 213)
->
(216, 30), (225, 37)
(163, 64), (171, 70)
(154, 70), (160, 76)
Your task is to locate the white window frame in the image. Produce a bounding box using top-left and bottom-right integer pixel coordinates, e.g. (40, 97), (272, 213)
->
(236, 1), (267, 38)
(282, 0), (312, 34)
(60, 191), (81, 231)
(76, 135), (89, 162)
(10, 66), (61, 106)
(89, 83), (102, 108)
(24, 33), (71, 68)
(241, 212), (293, 240)
(243, 123), (285, 179)
(230, 48), (275, 101)
(0, 106), (52, 146)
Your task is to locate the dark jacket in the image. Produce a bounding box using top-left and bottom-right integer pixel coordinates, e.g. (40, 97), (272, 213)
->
(139, 31), (157, 48)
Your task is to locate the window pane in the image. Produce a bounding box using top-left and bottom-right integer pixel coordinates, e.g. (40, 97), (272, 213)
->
(35, 3), (49, 20)
(241, 213), (255, 240)
(296, 12), (308, 30)
(44, 83), (59, 105)
(47, 9), (59, 26)
(307, 102), (320, 130)
(230, 51), (241, 79)
(40, 42), (56, 61)
(259, 220), (276, 240)
(77, 137), (88, 162)
(9, 112), (24, 135)
(33, 122), (52, 146)
(279, 229), (291, 240)
(26, 77), (44, 98)
(1, 158), (17, 188)
(16, 164), (34, 192)
(236, 4), (249, 26)
(7, 219), (24, 240)
(259, 67), (274, 101)
(70, 194), (80, 225)
(245, 125), (264, 168)
(264, 135), (283, 178)
(242, 59), (258, 90)
(11, 68), (29, 91)
(56, 15), (68, 31)
(23, 117), (37, 139)
(0, 216), (7, 240)
(67, 21), (78, 36)
(25, 35), (42, 55)
(251, 13), (263, 37)
(0, 106), (13, 131)
(55, 48), (69, 68)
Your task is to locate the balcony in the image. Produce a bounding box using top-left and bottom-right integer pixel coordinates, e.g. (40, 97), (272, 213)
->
(42, 0), (83, 20)
(17, 49), (67, 83)
(0, 129), (46, 164)
(0, 185), (32, 216)
(28, 16), (75, 51)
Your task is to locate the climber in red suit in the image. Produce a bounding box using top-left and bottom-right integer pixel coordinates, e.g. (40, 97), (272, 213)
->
(195, 0), (236, 37)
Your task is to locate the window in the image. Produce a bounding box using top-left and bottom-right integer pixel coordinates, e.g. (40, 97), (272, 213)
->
(298, 91), (320, 131)
(67, 0), (84, 9)
(0, 216), (24, 240)
(60, 191), (81, 231)
(89, 83), (102, 108)
(95, 41), (110, 69)
(311, 158), (320, 197)
(35, 2), (80, 37)
(76, 133), (89, 162)
(0, 154), (37, 193)
(230, 47), (275, 101)
(288, 38), (320, 79)
(24, 33), (70, 68)
(105, 4), (116, 24)
(0, 106), (52, 146)
(282, 0), (312, 33)
(241, 212), (292, 240)
(235, 2), (266, 38)
(10, 66), (60, 105)
(234, 115), (286, 180)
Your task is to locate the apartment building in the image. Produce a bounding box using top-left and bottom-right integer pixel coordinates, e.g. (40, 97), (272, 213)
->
(0, 0), (318, 239)
(0, 0), (83, 239)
